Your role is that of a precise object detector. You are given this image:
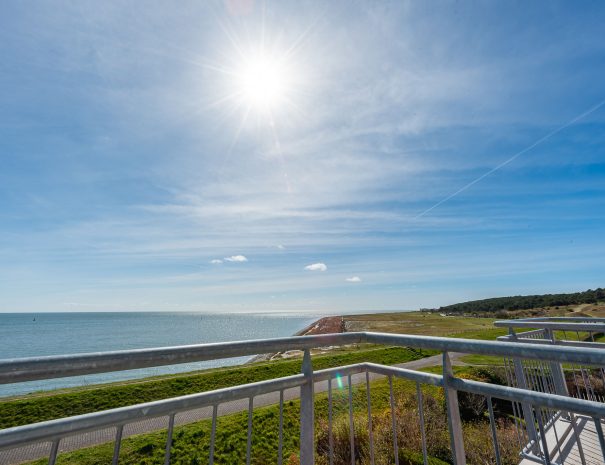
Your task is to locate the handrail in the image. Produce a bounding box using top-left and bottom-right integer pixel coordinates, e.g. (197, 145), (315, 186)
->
(0, 374), (307, 450)
(0, 332), (366, 384)
(3, 330), (605, 465)
(4, 331), (605, 386)
(494, 316), (605, 332)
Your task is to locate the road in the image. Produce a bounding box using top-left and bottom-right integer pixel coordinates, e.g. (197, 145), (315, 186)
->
(0, 352), (465, 465)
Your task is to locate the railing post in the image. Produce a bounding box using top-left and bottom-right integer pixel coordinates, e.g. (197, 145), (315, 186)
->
(443, 352), (465, 465)
(545, 329), (570, 397)
(300, 349), (314, 465)
(512, 357), (541, 454)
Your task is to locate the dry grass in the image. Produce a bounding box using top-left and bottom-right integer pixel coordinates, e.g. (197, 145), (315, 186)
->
(314, 390), (520, 465)
(342, 311), (501, 337)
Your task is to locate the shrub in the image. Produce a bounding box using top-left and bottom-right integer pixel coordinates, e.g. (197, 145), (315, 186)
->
(315, 390), (520, 465)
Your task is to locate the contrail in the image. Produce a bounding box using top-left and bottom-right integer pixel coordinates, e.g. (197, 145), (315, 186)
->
(416, 98), (605, 218)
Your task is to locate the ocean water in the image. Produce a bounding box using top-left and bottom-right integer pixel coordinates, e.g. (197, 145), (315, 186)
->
(0, 312), (318, 397)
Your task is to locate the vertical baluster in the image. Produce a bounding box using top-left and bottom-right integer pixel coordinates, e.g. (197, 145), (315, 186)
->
(563, 331), (585, 399)
(487, 396), (501, 465)
(246, 397), (253, 465)
(443, 352), (465, 465)
(48, 439), (60, 465)
(537, 361), (559, 449)
(513, 357), (540, 453)
(388, 376), (399, 465)
(580, 367), (595, 401)
(348, 373), (355, 465)
(589, 331), (605, 402)
(593, 417), (605, 463)
(570, 363), (584, 399)
(278, 391), (284, 465)
(113, 425), (123, 465)
(550, 411), (563, 465)
(575, 331), (588, 399)
(535, 408), (552, 465)
(164, 413), (175, 465)
(534, 361), (551, 430)
(328, 377), (334, 465)
(365, 371), (375, 465)
(504, 358), (527, 448)
(209, 405), (218, 465)
(299, 349), (314, 465)
(416, 382), (428, 465)
(567, 413), (587, 465)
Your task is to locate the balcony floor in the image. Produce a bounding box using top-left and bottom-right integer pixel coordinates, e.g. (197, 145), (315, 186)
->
(519, 415), (604, 465)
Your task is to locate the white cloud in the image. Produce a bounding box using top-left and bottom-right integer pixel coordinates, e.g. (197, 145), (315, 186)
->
(304, 262), (327, 272)
(225, 255), (248, 262)
(346, 276), (362, 283)
(210, 259), (223, 264)
(277, 244), (286, 250)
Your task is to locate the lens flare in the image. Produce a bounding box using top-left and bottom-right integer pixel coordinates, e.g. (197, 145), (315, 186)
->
(238, 55), (290, 110)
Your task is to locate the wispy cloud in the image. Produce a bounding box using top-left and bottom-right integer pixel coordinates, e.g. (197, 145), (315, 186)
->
(304, 263), (327, 272)
(1, 2), (604, 313)
(224, 255), (248, 262)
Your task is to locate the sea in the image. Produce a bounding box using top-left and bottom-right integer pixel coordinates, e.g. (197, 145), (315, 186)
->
(0, 312), (319, 397)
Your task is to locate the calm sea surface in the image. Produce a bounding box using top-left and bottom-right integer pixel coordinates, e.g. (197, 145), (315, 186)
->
(0, 312), (318, 397)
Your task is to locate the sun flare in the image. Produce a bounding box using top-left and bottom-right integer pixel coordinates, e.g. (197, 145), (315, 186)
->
(237, 55), (291, 111)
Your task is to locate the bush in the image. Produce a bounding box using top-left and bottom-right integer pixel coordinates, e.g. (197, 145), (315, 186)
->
(315, 390), (520, 465)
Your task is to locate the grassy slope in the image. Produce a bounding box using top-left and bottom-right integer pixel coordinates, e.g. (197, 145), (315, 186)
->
(28, 375), (446, 465)
(0, 346), (427, 429)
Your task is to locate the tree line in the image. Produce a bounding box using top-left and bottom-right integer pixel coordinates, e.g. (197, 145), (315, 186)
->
(434, 288), (605, 314)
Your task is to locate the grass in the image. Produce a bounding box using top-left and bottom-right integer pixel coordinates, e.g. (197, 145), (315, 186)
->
(26, 375), (445, 465)
(0, 346), (427, 429)
(343, 311), (500, 337)
(4, 311), (521, 464)
(24, 366), (516, 465)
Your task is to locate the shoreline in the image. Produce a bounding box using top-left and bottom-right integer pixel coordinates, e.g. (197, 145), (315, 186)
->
(248, 315), (347, 363)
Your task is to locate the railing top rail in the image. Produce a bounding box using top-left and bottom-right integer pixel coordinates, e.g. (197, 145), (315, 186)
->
(4, 361), (605, 453)
(364, 332), (605, 365)
(4, 331), (605, 386)
(0, 373), (306, 450)
(494, 317), (605, 332)
(496, 335), (605, 349)
(0, 332), (366, 385)
(497, 316), (605, 323)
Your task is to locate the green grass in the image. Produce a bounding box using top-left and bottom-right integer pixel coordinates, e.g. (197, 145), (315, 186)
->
(26, 375), (443, 465)
(343, 311), (500, 337)
(0, 346), (426, 429)
(24, 365), (509, 465)
(3, 312), (513, 464)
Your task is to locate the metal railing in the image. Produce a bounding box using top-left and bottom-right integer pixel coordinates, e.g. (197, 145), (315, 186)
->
(2, 331), (605, 465)
(496, 317), (605, 464)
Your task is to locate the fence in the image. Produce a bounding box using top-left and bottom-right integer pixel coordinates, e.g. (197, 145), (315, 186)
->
(496, 317), (605, 464)
(2, 330), (605, 464)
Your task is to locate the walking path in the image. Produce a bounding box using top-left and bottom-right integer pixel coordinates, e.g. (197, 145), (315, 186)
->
(0, 353), (465, 465)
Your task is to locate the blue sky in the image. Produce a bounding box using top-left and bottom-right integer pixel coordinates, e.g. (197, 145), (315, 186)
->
(1, 1), (604, 313)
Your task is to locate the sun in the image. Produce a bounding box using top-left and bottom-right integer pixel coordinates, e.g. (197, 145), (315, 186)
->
(236, 54), (291, 111)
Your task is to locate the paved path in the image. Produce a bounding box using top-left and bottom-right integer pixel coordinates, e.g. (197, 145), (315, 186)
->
(0, 353), (465, 465)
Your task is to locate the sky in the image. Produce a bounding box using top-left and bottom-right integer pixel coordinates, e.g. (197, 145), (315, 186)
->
(1, 1), (604, 313)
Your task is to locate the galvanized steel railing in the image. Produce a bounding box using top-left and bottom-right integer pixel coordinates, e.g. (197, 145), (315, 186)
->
(496, 317), (605, 464)
(2, 331), (605, 465)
